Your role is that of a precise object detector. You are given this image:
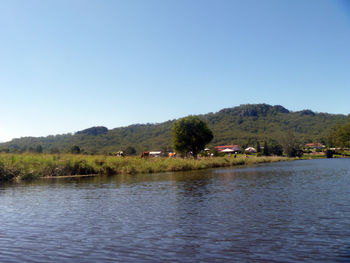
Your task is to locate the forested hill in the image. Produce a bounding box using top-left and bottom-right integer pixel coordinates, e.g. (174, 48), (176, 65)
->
(1, 104), (348, 154)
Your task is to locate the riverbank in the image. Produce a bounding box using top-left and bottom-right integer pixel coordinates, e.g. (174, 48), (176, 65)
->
(0, 153), (296, 182)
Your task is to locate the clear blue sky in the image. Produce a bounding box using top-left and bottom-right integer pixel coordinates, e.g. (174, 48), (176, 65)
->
(1, 0), (349, 142)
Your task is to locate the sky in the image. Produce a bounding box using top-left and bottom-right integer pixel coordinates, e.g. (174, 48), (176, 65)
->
(0, 0), (349, 142)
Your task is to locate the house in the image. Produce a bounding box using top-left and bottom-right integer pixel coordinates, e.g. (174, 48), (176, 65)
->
(215, 145), (241, 153)
(245, 147), (257, 154)
(305, 143), (324, 150)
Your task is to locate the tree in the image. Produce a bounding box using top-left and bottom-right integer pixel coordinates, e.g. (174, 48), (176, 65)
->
(329, 121), (350, 148)
(280, 131), (302, 157)
(325, 149), (334, 158)
(269, 141), (283, 156)
(256, 141), (261, 153)
(70, 145), (81, 154)
(172, 116), (213, 158)
(263, 141), (270, 156)
(0, 147), (9, 153)
(35, 145), (43, 154)
(123, 146), (136, 156)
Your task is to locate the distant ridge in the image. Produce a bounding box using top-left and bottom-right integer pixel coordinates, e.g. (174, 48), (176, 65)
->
(0, 104), (348, 154)
(76, 126), (109, 136)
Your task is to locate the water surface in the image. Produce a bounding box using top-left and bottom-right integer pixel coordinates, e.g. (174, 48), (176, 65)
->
(1, 159), (350, 262)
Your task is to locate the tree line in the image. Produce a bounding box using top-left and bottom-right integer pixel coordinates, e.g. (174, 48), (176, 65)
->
(0, 104), (349, 155)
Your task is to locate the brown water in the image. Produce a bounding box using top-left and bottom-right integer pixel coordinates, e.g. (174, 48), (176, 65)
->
(1, 159), (350, 262)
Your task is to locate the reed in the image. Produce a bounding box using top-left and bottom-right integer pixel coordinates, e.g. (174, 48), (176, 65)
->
(0, 153), (293, 182)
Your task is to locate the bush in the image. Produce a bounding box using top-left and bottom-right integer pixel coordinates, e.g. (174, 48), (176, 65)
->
(325, 149), (334, 158)
(70, 145), (81, 154)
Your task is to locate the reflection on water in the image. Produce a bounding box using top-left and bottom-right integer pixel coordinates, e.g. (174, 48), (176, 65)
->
(1, 159), (350, 262)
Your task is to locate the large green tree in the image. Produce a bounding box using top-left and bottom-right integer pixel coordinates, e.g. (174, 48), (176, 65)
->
(263, 141), (269, 156)
(70, 145), (81, 154)
(172, 116), (213, 158)
(123, 146), (137, 156)
(329, 121), (350, 148)
(280, 131), (302, 157)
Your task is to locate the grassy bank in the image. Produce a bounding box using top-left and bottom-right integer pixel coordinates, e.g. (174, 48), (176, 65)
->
(0, 153), (293, 182)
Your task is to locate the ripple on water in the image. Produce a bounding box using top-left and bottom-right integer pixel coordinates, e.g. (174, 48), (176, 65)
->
(1, 158), (350, 262)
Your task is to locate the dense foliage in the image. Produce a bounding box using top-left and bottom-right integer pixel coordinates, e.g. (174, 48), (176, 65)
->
(172, 116), (213, 158)
(280, 131), (303, 157)
(329, 121), (350, 148)
(0, 104), (348, 154)
(70, 145), (81, 154)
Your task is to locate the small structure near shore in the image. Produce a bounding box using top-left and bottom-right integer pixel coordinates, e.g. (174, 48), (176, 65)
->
(215, 145), (241, 153)
(244, 147), (257, 154)
(149, 151), (162, 157)
(305, 143), (324, 151)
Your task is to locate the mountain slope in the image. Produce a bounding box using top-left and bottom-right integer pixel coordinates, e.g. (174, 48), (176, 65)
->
(1, 104), (348, 154)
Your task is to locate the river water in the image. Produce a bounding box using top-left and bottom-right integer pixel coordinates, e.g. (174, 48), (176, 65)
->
(1, 159), (350, 262)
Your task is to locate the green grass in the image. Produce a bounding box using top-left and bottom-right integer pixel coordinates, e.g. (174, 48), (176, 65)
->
(0, 153), (294, 182)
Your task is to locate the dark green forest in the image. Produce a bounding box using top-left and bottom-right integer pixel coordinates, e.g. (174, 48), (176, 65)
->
(1, 104), (348, 154)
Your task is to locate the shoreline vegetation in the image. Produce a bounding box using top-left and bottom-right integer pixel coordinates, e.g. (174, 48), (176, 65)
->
(1, 152), (347, 183)
(0, 153), (298, 182)
(1, 105), (349, 184)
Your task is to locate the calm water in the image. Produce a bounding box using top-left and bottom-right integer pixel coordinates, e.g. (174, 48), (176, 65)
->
(1, 159), (350, 262)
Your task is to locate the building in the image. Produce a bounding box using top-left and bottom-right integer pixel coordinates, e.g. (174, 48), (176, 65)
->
(245, 147), (257, 154)
(305, 143), (324, 150)
(215, 145), (241, 153)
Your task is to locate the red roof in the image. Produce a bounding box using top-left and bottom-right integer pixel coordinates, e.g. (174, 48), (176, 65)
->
(305, 143), (323, 147)
(215, 145), (241, 150)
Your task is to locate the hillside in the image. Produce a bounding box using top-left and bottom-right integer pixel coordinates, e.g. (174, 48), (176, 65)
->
(1, 104), (348, 154)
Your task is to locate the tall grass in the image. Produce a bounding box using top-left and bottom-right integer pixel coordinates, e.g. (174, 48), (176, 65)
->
(0, 153), (293, 182)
